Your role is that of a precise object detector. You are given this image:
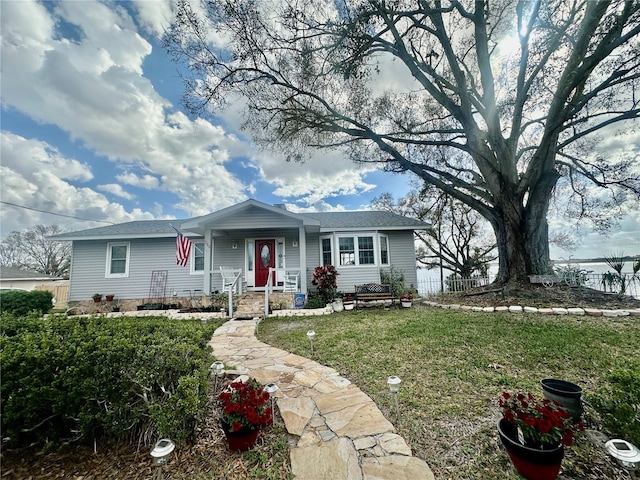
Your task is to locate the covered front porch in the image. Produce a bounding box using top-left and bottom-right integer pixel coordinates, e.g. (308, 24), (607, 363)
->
(180, 200), (320, 297)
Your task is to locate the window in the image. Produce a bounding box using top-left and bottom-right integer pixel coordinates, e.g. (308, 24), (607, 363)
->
(336, 234), (385, 266)
(106, 242), (130, 277)
(379, 235), (389, 265)
(358, 236), (375, 265)
(339, 237), (355, 265)
(321, 237), (332, 265)
(192, 242), (205, 274)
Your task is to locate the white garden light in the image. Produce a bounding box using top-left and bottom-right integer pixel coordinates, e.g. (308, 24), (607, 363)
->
(263, 383), (280, 425)
(307, 330), (316, 354)
(150, 438), (175, 479)
(210, 361), (225, 392)
(605, 439), (640, 479)
(387, 376), (402, 423)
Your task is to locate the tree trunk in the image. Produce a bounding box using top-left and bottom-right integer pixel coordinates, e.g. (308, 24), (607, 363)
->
(492, 195), (552, 286)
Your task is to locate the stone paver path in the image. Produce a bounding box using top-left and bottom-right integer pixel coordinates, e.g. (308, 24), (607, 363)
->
(209, 319), (434, 480)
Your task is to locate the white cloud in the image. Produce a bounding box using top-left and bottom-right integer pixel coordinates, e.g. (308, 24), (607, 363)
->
(97, 183), (136, 200)
(116, 172), (161, 189)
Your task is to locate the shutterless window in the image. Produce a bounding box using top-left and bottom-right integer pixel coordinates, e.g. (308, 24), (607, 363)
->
(358, 236), (375, 265)
(193, 242), (205, 272)
(106, 242), (129, 277)
(321, 237), (332, 265)
(379, 235), (389, 265)
(339, 237), (355, 265)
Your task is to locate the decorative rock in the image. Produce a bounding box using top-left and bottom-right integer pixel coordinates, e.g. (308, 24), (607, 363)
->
(297, 429), (322, 447)
(584, 308), (603, 316)
(628, 309), (640, 316)
(323, 401), (395, 438)
(361, 455), (435, 480)
(278, 396), (315, 436)
(567, 308), (585, 316)
(472, 306), (483, 311)
(538, 308), (554, 315)
(552, 307), (568, 315)
(495, 306), (509, 312)
(508, 305), (523, 313)
(449, 304), (461, 310)
(354, 436), (377, 450)
(460, 305), (473, 310)
(482, 306), (495, 312)
(378, 433), (412, 456)
(524, 306), (538, 313)
(290, 438), (361, 480)
(603, 310), (629, 317)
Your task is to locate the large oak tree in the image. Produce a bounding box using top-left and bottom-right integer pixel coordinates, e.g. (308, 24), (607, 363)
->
(166, 0), (640, 286)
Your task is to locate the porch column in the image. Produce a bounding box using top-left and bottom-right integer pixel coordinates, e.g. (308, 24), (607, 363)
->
(204, 230), (213, 294)
(299, 226), (307, 294)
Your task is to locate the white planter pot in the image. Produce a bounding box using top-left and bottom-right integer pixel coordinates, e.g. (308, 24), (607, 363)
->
(401, 301), (412, 308)
(332, 301), (344, 312)
(344, 302), (354, 310)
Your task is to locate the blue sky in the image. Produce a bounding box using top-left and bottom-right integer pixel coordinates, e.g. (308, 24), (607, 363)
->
(1, 0), (638, 260)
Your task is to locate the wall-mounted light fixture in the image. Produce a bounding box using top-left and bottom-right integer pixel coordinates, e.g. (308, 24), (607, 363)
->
(232, 240), (238, 249)
(292, 240), (298, 247)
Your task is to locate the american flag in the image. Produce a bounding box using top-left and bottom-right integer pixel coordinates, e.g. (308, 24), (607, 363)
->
(175, 231), (192, 267)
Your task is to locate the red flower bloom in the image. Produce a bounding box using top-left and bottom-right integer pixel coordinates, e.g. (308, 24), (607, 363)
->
(499, 390), (582, 449)
(219, 377), (272, 432)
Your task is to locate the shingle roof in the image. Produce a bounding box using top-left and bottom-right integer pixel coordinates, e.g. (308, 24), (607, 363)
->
(50, 204), (429, 241)
(304, 211), (428, 229)
(50, 219), (189, 241)
(0, 266), (61, 280)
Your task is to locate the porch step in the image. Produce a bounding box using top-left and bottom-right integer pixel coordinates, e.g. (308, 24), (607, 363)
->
(234, 293), (265, 318)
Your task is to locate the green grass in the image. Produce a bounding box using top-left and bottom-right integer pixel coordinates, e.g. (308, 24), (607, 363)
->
(258, 307), (640, 479)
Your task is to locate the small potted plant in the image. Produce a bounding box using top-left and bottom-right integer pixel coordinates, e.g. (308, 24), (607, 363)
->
(342, 294), (355, 310)
(105, 294), (115, 302)
(400, 292), (413, 307)
(218, 378), (272, 451)
(498, 391), (584, 480)
(92, 293), (103, 303)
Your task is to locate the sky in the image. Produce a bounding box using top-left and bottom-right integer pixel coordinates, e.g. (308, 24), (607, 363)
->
(1, 0), (638, 261)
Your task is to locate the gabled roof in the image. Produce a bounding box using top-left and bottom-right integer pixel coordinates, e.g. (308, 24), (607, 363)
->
(181, 199), (321, 233)
(0, 266), (62, 281)
(50, 199), (430, 241)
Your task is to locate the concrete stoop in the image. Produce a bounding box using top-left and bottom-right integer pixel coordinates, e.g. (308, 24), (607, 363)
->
(209, 320), (434, 480)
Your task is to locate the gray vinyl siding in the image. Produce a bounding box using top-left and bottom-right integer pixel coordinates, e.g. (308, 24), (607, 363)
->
(385, 230), (419, 288)
(213, 207), (302, 229)
(68, 238), (203, 301)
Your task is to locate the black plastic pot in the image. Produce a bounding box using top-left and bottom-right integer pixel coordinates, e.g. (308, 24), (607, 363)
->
(541, 379), (583, 421)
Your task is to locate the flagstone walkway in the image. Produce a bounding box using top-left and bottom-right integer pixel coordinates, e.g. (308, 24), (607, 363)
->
(209, 319), (434, 480)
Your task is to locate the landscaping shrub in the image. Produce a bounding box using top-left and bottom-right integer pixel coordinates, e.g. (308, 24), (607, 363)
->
(590, 363), (640, 446)
(381, 265), (406, 298)
(0, 289), (53, 316)
(0, 314), (220, 448)
(304, 292), (326, 309)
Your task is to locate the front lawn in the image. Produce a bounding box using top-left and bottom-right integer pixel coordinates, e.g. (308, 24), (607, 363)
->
(258, 307), (640, 479)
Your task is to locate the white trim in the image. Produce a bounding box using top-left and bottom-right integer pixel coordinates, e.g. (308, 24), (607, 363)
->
(105, 242), (130, 278)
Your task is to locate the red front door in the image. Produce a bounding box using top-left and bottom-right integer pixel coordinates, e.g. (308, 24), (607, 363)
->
(255, 239), (276, 287)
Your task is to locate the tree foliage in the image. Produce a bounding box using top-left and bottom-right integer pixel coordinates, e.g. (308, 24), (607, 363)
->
(165, 0), (640, 285)
(0, 225), (71, 277)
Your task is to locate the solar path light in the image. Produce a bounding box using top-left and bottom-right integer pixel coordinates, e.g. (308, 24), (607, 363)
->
(150, 438), (175, 480)
(210, 361), (224, 392)
(306, 330), (316, 355)
(263, 383), (280, 426)
(605, 439), (640, 479)
(387, 375), (402, 424)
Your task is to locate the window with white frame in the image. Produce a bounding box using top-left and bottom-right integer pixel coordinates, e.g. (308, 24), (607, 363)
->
(379, 234), (389, 265)
(191, 241), (205, 274)
(106, 242), (130, 277)
(335, 234), (388, 266)
(321, 236), (332, 265)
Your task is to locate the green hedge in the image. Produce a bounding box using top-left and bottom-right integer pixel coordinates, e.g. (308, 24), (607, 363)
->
(0, 289), (53, 316)
(0, 313), (221, 447)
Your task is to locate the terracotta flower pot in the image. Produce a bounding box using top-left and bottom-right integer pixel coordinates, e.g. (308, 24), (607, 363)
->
(498, 418), (564, 480)
(221, 421), (260, 451)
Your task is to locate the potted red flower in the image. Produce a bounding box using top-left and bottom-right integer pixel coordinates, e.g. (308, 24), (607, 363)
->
(400, 292), (413, 307)
(498, 391), (584, 480)
(218, 378), (272, 451)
